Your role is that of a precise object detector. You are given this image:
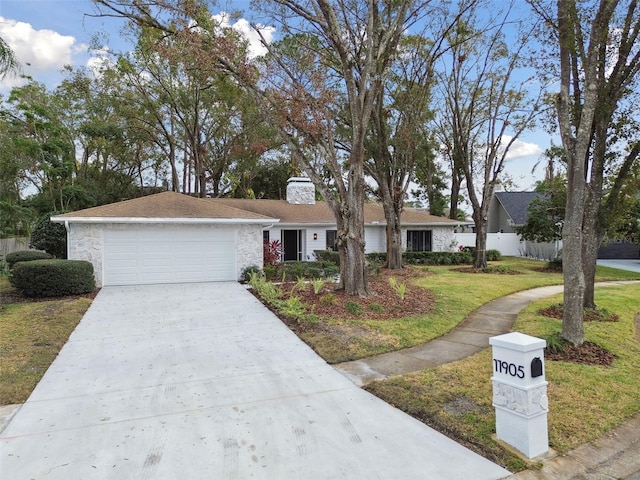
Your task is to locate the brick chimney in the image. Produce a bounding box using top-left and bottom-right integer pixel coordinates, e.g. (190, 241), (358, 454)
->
(286, 177), (315, 205)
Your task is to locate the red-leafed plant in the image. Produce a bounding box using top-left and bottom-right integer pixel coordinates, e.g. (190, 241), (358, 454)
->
(264, 239), (283, 266)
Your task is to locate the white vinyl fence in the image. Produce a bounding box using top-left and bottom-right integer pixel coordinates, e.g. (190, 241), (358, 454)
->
(454, 233), (561, 259)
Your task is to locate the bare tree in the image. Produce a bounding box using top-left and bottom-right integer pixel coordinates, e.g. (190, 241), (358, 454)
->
(433, 1), (542, 268)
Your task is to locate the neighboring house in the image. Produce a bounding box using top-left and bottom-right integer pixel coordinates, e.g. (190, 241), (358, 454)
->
(488, 191), (543, 233)
(52, 177), (461, 287)
(487, 190), (639, 259)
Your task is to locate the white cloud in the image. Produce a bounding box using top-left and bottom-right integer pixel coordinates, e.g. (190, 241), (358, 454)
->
(0, 16), (87, 88)
(502, 136), (543, 160)
(86, 46), (114, 78)
(212, 13), (275, 59)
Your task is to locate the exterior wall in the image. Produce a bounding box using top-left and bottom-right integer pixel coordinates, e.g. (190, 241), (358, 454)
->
(455, 232), (524, 256)
(68, 223), (104, 285)
(365, 226), (386, 253)
(236, 224), (264, 276)
(67, 222), (263, 287)
(430, 226), (456, 252)
(399, 226), (456, 252)
(489, 198), (516, 233)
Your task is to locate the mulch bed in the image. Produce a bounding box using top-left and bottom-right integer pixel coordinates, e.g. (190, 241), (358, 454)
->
(537, 304), (619, 366)
(538, 304), (619, 322)
(280, 267), (435, 320)
(546, 341), (617, 366)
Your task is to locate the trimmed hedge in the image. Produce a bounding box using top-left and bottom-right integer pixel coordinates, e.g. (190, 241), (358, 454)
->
(366, 251), (474, 265)
(5, 250), (53, 270)
(313, 249), (340, 264)
(11, 259), (95, 297)
(263, 260), (339, 280)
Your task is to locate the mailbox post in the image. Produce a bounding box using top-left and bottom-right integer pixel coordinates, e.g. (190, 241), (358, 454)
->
(490, 332), (549, 459)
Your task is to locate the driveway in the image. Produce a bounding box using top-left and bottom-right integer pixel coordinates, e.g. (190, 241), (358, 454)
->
(597, 259), (640, 273)
(1, 282), (510, 479)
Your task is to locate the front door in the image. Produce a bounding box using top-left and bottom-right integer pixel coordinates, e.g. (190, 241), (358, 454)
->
(282, 230), (302, 261)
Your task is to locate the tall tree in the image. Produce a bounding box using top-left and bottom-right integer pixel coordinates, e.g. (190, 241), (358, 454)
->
(433, 2), (542, 268)
(529, 0), (640, 345)
(257, 0), (420, 293)
(92, 0), (441, 295)
(365, 11), (468, 269)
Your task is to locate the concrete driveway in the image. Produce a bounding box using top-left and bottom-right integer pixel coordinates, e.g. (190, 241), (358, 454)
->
(1, 282), (510, 479)
(597, 258), (640, 273)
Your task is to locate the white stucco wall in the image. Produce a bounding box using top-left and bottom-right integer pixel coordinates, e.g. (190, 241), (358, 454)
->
(67, 223), (104, 284)
(431, 226), (457, 252)
(66, 222), (264, 287)
(236, 223), (264, 275)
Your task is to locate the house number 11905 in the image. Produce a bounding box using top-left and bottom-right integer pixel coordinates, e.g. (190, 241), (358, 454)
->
(493, 359), (525, 379)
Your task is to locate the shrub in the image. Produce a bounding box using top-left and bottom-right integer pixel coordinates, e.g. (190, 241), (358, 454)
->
(320, 293), (336, 305)
(388, 277), (407, 300)
(263, 264), (277, 279)
(263, 239), (283, 266)
(5, 250), (53, 270)
(367, 251), (474, 266)
(487, 249), (502, 261)
(30, 213), (67, 258)
(241, 265), (262, 282)
(11, 259), (95, 297)
(547, 257), (563, 271)
(369, 303), (385, 313)
(311, 278), (326, 294)
(344, 301), (364, 316)
(314, 249), (340, 265)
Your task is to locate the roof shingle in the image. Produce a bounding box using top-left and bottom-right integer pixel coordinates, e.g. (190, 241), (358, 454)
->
(53, 191), (274, 221)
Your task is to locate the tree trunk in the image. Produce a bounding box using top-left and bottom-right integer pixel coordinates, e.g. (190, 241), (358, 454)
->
(561, 219), (586, 345)
(450, 172), (462, 220)
(334, 176), (369, 296)
(383, 203), (403, 269)
(473, 209), (488, 269)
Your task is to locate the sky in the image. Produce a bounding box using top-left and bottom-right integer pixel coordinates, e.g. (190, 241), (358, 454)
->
(0, 0), (552, 192)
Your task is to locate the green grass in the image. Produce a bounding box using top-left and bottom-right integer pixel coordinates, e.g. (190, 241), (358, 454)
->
(366, 281), (640, 472)
(305, 257), (639, 362)
(0, 277), (92, 405)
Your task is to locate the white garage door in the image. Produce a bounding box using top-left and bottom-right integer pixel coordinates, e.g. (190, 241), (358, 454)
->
(103, 227), (237, 285)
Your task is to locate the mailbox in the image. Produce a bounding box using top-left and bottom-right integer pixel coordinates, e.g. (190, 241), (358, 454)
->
(490, 332), (549, 459)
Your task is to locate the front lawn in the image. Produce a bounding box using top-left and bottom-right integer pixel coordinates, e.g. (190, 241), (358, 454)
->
(272, 257), (639, 363)
(0, 277), (93, 405)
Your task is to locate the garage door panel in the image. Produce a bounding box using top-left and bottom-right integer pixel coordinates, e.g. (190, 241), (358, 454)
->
(104, 227), (237, 285)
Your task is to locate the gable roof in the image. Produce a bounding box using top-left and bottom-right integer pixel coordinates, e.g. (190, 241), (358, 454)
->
(494, 192), (543, 226)
(211, 198), (460, 226)
(51, 191), (277, 224)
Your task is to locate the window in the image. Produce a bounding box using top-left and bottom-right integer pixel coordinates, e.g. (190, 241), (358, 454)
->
(407, 230), (432, 252)
(326, 230), (338, 251)
(263, 231), (270, 243)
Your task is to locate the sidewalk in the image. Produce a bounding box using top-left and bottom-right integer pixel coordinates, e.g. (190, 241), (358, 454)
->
(334, 280), (640, 480)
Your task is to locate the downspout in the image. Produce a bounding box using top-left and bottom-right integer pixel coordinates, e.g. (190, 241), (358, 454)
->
(64, 221), (70, 259)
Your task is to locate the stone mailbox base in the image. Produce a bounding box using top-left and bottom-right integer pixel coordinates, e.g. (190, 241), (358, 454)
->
(490, 332), (549, 459)
(495, 407), (549, 459)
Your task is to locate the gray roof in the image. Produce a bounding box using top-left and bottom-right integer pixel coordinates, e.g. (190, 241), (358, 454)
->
(495, 192), (544, 225)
